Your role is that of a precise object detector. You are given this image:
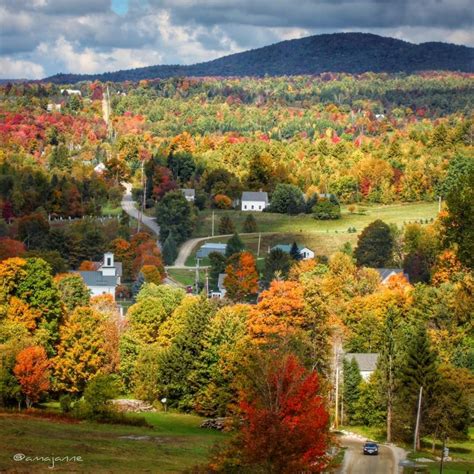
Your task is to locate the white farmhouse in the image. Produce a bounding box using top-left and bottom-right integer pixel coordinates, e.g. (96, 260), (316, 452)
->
(299, 247), (315, 260)
(241, 191), (268, 211)
(76, 252), (122, 299)
(60, 89), (82, 96)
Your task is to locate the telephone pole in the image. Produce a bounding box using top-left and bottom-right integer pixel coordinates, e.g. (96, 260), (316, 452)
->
(413, 386), (423, 452)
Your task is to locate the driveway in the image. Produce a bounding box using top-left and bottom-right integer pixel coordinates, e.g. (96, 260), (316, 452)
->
(337, 433), (406, 474)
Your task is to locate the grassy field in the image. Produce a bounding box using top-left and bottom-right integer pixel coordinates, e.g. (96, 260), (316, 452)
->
(186, 203), (438, 262)
(0, 411), (226, 473)
(101, 201), (123, 216)
(194, 202), (438, 237)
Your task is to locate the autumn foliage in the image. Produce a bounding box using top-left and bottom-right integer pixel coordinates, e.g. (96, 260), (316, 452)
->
(13, 346), (50, 408)
(223, 251), (258, 302)
(216, 352), (329, 473)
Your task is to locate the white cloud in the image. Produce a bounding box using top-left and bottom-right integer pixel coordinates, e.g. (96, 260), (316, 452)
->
(0, 57), (44, 79)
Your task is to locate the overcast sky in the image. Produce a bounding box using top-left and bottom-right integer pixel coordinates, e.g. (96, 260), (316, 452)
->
(0, 0), (473, 79)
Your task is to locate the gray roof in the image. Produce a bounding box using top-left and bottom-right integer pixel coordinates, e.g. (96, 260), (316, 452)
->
(375, 268), (407, 282)
(242, 191), (268, 203)
(181, 188), (195, 197)
(345, 353), (379, 372)
(217, 273), (226, 290)
(76, 271), (118, 287)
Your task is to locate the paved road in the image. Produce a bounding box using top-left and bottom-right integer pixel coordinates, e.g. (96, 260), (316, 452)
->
(337, 436), (404, 474)
(121, 184), (183, 286)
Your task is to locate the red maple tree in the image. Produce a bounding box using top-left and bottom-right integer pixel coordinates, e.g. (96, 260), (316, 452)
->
(237, 353), (329, 473)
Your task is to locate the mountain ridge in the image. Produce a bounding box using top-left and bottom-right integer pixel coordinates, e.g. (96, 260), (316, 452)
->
(43, 32), (474, 83)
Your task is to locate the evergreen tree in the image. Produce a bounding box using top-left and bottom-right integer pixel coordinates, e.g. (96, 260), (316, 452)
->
(343, 357), (363, 424)
(218, 216), (235, 234)
(289, 241), (302, 261)
(242, 214), (257, 233)
(162, 232), (178, 265)
(354, 220), (394, 267)
(393, 326), (439, 447)
(263, 248), (292, 285)
(208, 252), (227, 290)
(269, 183), (305, 215)
(225, 232), (245, 257)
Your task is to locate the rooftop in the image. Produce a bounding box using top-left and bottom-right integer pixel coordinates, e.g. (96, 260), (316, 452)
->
(200, 242), (227, 250)
(242, 191), (269, 203)
(76, 271), (118, 287)
(345, 353), (379, 372)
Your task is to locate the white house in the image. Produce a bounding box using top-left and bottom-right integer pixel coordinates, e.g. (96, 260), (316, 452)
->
(241, 191), (268, 211)
(94, 162), (106, 174)
(181, 188), (195, 202)
(61, 89), (82, 96)
(210, 273), (227, 299)
(76, 252), (122, 299)
(344, 353), (379, 381)
(271, 244), (315, 260)
(299, 247), (315, 260)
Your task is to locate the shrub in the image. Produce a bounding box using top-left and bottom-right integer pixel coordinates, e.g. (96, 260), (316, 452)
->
(214, 194), (233, 210)
(59, 394), (73, 413)
(312, 200), (341, 220)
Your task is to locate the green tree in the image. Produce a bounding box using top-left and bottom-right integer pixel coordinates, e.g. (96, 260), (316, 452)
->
(218, 216), (235, 234)
(155, 191), (195, 245)
(263, 248), (292, 284)
(441, 155), (474, 268)
(355, 220), (394, 267)
(269, 183), (305, 215)
(393, 326), (439, 447)
(162, 232), (178, 265)
(242, 214), (257, 233)
(343, 357), (363, 424)
(209, 252), (227, 290)
(225, 232), (245, 257)
(289, 241), (302, 261)
(82, 374), (119, 419)
(55, 273), (90, 312)
(17, 213), (50, 250)
(312, 199), (341, 220)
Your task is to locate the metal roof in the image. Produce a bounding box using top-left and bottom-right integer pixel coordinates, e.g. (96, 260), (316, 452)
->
(242, 191), (268, 203)
(76, 271), (118, 287)
(181, 188), (195, 197)
(375, 268), (406, 281)
(200, 243), (227, 249)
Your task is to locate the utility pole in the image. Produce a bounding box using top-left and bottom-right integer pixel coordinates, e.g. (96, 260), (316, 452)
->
(413, 386), (423, 452)
(257, 232), (262, 257)
(211, 211), (215, 237)
(438, 195), (442, 213)
(334, 348), (340, 428)
(195, 258), (200, 294)
(205, 267), (209, 296)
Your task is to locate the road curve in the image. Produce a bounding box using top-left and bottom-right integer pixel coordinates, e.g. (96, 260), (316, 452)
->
(337, 435), (405, 474)
(121, 183), (161, 246)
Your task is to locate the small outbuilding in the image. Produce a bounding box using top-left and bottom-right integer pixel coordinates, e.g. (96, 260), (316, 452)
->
(375, 268), (409, 285)
(271, 244), (315, 260)
(241, 191), (268, 212)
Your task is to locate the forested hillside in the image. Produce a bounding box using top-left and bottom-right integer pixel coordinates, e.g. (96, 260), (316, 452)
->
(44, 33), (474, 83)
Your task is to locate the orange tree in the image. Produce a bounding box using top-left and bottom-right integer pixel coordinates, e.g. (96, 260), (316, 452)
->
(223, 251), (258, 302)
(13, 346), (50, 408)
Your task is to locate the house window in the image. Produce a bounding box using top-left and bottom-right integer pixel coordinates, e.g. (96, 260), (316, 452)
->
(258, 205), (262, 210)
(107, 258), (112, 266)
(251, 205), (254, 210)
(244, 204), (247, 209)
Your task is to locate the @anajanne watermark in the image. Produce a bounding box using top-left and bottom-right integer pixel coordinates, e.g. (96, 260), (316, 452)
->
(13, 453), (83, 469)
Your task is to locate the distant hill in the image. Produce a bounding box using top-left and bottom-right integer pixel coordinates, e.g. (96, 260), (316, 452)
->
(43, 32), (474, 83)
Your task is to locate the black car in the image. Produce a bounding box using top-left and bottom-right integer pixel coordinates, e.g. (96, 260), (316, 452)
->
(363, 442), (379, 455)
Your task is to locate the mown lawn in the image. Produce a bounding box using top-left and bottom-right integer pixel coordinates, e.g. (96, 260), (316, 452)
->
(0, 411), (226, 473)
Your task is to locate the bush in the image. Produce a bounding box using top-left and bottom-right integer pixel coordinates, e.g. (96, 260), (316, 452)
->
(313, 200), (341, 220)
(80, 374), (119, 420)
(214, 194), (233, 209)
(242, 214), (257, 233)
(59, 394), (73, 413)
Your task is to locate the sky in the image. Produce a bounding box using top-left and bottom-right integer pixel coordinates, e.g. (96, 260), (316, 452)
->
(0, 0), (473, 79)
